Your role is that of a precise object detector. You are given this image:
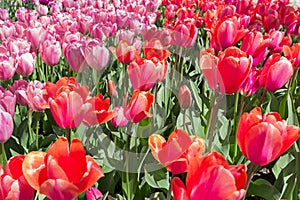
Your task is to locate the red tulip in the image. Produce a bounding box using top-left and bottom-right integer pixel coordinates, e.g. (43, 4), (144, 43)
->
(22, 137), (104, 200)
(44, 77), (92, 128)
(178, 85), (192, 109)
(259, 53), (293, 92)
(110, 40), (139, 64)
(237, 107), (300, 166)
(148, 129), (205, 174)
(83, 94), (115, 126)
(200, 47), (252, 94)
(144, 38), (171, 61)
(0, 155), (35, 200)
(171, 152), (247, 200)
(125, 90), (154, 123)
(210, 16), (248, 50)
(283, 43), (300, 68)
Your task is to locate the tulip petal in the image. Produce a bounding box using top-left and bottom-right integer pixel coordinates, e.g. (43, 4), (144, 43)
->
(171, 177), (189, 200)
(279, 125), (300, 156)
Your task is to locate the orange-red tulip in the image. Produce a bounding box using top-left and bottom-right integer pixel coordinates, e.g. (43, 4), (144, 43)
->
(125, 90), (154, 123)
(22, 137), (104, 200)
(0, 155), (34, 200)
(237, 107), (300, 166)
(44, 77), (92, 129)
(148, 129), (205, 174)
(171, 152), (247, 200)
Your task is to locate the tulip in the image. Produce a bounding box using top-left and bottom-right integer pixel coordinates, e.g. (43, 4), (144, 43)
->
(0, 109), (14, 143)
(111, 106), (128, 127)
(64, 41), (89, 73)
(15, 52), (36, 77)
(44, 77), (92, 128)
(240, 30), (270, 67)
(178, 85), (192, 109)
(108, 80), (117, 97)
(83, 94), (115, 126)
(149, 129), (205, 174)
(0, 86), (16, 117)
(239, 67), (262, 96)
(22, 137), (104, 200)
(173, 21), (198, 48)
(25, 26), (46, 50)
(0, 155), (35, 200)
(199, 47), (252, 94)
(283, 43), (300, 68)
(259, 53), (293, 92)
(128, 57), (163, 91)
(267, 30), (292, 53)
(40, 39), (61, 66)
(8, 80), (29, 106)
(237, 107), (300, 166)
(0, 56), (16, 81)
(84, 41), (110, 71)
(143, 38), (171, 61)
(86, 187), (103, 200)
(0, 8), (9, 21)
(210, 16), (248, 50)
(110, 40), (138, 64)
(125, 90), (154, 123)
(171, 152), (247, 200)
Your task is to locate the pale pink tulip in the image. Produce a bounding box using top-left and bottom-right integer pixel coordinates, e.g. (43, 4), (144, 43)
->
(15, 52), (36, 77)
(111, 106), (128, 127)
(40, 39), (61, 66)
(0, 56), (16, 80)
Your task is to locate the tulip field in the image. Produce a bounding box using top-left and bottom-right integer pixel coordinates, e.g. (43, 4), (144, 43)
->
(1, 0), (300, 199)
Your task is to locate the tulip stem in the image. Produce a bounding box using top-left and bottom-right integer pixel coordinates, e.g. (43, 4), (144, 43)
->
(183, 109), (186, 130)
(207, 92), (222, 152)
(0, 143), (7, 168)
(66, 128), (71, 144)
(243, 163), (257, 200)
(258, 89), (267, 106)
(167, 173), (174, 200)
(35, 120), (40, 150)
(28, 110), (33, 145)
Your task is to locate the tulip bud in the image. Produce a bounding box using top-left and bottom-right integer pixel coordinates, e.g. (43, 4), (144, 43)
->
(108, 80), (117, 97)
(0, 109), (13, 143)
(178, 85), (192, 109)
(86, 187), (103, 200)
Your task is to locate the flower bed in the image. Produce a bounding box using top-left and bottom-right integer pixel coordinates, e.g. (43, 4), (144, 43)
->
(0, 0), (300, 199)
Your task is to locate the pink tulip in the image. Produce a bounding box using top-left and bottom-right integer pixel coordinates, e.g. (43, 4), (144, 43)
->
(111, 106), (128, 127)
(5, 38), (31, 55)
(171, 152), (247, 200)
(241, 30), (270, 67)
(64, 41), (88, 72)
(173, 21), (198, 48)
(37, 5), (48, 16)
(8, 80), (29, 106)
(108, 80), (117, 97)
(267, 30), (292, 53)
(125, 90), (154, 123)
(0, 21), (15, 41)
(0, 8), (9, 21)
(178, 85), (192, 109)
(237, 107), (300, 166)
(15, 52), (36, 77)
(239, 67), (262, 96)
(283, 43), (300, 68)
(0, 56), (16, 81)
(40, 39), (61, 66)
(86, 187), (103, 200)
(259, 53), (293, 91)
(210, 16), (248, 50)
(0, 86), (16, 117)
(85, 40), (110, 70)
(26, 26), (46, 50)
(0, 109), (13, 143)
(128, 57), (163, 91)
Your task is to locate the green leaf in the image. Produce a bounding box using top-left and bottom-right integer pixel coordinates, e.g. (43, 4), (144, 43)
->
(247, 179), (281, 200)
(144, 166), (169, 190)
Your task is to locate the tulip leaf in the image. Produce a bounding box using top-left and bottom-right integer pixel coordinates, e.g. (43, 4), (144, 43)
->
(144, 165), (170, 190)
(247, 178), (281, 200)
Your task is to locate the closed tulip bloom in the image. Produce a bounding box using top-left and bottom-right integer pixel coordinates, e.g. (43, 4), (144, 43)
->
(22, 137), (104, 200)
(108, 80), (117, 97)
(0, 155), (35, 200)
(15, 52), (36, 76)
(110, 40), (138, 64)
(44, 77), (92, 129)
(149, 129), (205, 174)
(86, 187), (103, 200)
(171, 152), (247, 200)
(25, 26), (46, 50)
(200, 47), (252, 94)
(125, 90), (154, 123)
(40, 39), (61, 66)
(239, 67), (262, 96)
(259, 54), (293, 92)
(173, 21), (198, 48)
(84, 41), (110, 71)
(8, 80), (29, 106)
(64, 41), (88, 72)
(283, 43), (300, 68)
(128, 57), (163, 91)
(210, 16), (248, 50)
(237, 107), (300, 166)
(0, 109), (14, 143)
(0, 56), (16, 81)
(83, 94), (115, 126)
(0, 86), (16, 117)
(178, 85), (192, 109)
